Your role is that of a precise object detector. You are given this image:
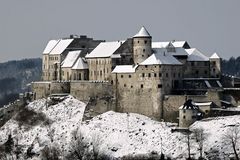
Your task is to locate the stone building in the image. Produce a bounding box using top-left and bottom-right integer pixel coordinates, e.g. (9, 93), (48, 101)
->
(35, 26), (226, 122)
(42, 35), (103, 81)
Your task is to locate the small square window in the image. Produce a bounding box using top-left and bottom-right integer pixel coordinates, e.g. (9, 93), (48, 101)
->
(148, 73), (151, 77)
(142, 73), (145, 77)
(141, 84), (143, 88)
(121, 75), (124, 78)
(144, 40), (147, 44)
(129, 75), (131, 78)
(158, 84), (162, 88)
(154, 73), (157, 77)
(124, 84), (126, 87)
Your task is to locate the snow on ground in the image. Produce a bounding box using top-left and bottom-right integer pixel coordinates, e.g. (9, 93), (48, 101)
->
(80, 111), (240, 159)
(0, 96), (240, 159)
(0, 95), (86, 158)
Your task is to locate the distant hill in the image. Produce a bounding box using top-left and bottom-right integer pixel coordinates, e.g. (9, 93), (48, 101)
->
(0, 58), (42, 107)
(222, 56), (240, 77)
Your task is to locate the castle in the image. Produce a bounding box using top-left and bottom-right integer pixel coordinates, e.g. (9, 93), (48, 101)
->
(33, 26), (239, 123)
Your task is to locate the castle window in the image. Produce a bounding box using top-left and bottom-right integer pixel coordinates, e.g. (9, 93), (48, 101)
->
(154, 73), (157, 77)
(191, 62), (194, 66)
(173, 73), (176, 78)
(178, 73), (181, 78)
(143, 49), (145, 52)
(213, 68), (216, 72)
(138, 41), (140, 43)
(129, 75), (131, 78)
(159, 73), (162, 77)
(195, 70), (199, 74)
(213, 61), (216, 65)
(131, 85), (133, 88)
(100, 70), (102, 76)
(183, 115), (186, 119)
(144, 40), (147, 44)
(204, 62), (208, 66)
(166, 73), (168, 78)
(148, 73), (151, 77)
(158, 84), (162, 88)
(145, 65), (148, 68)
(204, 70), (208, 74)
(82, 45), (86, 48)
(141, 84), (143, 88)
(124, 84), (126, 87)
(142, 55), (144, 57)
(142, 73), (145, 77)
(183, 110), (186, 113)
(121, 75), (124, 78)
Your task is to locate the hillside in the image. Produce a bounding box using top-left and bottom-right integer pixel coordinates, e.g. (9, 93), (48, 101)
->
(0, 58), (41, 107)
(0, 96), (239, 159)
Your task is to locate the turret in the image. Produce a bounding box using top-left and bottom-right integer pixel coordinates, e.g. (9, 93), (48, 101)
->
(209, 53), (222, 78)
(132, 26), (152, 65)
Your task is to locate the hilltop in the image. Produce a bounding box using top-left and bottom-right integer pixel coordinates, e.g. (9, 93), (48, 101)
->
(0, 96), (239, 159)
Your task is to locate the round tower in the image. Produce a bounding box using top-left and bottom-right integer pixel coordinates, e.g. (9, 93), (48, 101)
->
(209, 53), (222, 78)
(133, 26), (152, 65)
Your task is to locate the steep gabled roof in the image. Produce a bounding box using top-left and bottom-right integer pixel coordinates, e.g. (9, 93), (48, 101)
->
(43, 39), (60, 54)
(140, 49), (182, 65)
(152, 41), (190, 49)
(112, 65), (137, 73)
(133, 26), (151, 38)
(186, 48), (209, 61)
(62, 50), (81, 68)
(85, 41), (123, 58)
(72, 57), (88, 70)
(50, 39), (74, 55)
(210, 53), (221, 59)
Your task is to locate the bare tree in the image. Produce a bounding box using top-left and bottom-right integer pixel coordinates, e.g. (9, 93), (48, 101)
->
(223, 126), (240, 160)
(192, 128), (206, 160)
(183, 130), (192, 160)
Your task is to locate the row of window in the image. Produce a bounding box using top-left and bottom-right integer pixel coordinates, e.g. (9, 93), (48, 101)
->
(190, 61), (209, 66)
(120, 72), (181, 78)
(90, 68), (110, 76)
(122, 84), (162, 89)
(49, 56), (59, 61)
(89, 59), (111, 65)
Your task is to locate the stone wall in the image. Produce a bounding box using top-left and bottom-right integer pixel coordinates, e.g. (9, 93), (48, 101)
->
(31, 81), (70, 99)
(163, 90), (222, 122)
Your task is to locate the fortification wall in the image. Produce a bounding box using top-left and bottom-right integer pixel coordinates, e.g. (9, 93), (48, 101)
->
(32, 81), (70, 99)
(70, 81), (115, 119)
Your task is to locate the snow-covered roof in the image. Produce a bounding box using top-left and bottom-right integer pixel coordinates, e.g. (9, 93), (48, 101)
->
(112, 65), (137, 73)
(43, 39), (60, 54)
(49, 39), (73, 55)
(171, 41), (188, 48)
(61, 50), (81, 68)
(194, 102), (213, 106)
(152, 41), (189, 49)
(72, 57), (88, 70)
(186, 48), (209, 61)
(152, 42), (169, 48)
(210, 53), (220, 59)
(133, 26), (151, 38)
(140, 49), (182, 65)
(85, 41), (123, 58)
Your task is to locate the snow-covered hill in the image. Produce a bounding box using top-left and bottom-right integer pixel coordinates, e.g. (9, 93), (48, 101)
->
(0, 96), (239, 159)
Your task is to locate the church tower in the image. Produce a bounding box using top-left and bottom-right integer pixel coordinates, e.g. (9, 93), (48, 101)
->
(132, 26), (152, 65)
(209, 53), (222, 78)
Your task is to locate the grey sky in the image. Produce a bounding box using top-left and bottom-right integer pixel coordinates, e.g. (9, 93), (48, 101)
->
(0, 0), (240, 62)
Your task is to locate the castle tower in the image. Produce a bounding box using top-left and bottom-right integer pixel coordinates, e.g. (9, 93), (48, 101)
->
(179, 100), (200, 128)
(209, 53), (222, 78)
(132, 26), (152, 65)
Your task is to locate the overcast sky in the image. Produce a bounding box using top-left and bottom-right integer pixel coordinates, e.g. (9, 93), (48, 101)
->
(0, 0), (240, 62)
